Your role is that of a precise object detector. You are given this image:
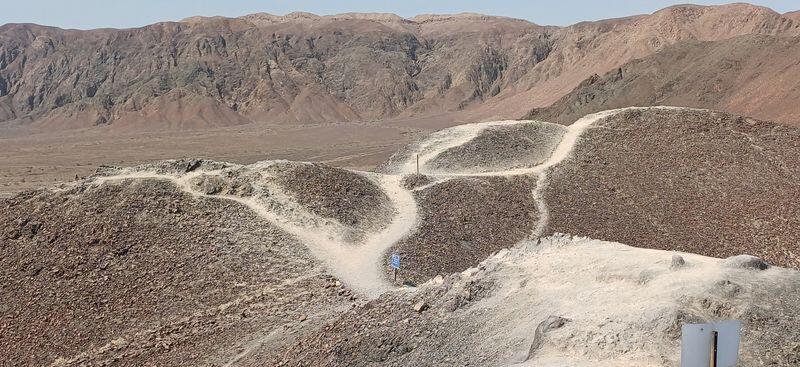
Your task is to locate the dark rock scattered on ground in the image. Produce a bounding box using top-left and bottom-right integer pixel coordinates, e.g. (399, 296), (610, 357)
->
(0, 178), (352, 366)
(545, 108), (800, 269)
(389, 176), (538, 284)
(270, 162), (394, 230)
(426, 122), (566, 173)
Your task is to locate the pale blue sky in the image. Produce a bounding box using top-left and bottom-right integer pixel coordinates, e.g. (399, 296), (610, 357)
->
(1, 1), (798, 29)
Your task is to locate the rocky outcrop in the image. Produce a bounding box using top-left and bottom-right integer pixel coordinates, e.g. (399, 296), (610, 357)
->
(525, 35), (800, 125)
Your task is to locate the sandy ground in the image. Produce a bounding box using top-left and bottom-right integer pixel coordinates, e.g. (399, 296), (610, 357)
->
(271, 234), (800, 366)
(94, 163), (419, 298)
(0, 120), (427, 197)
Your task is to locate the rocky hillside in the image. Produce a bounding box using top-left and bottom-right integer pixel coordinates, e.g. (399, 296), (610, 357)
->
(270, 236), (800, 366)
(525, 35), (800, 125)
(1, 3), (798, 130)
(2, 107), (800, 365)
(544, 108), (800, 269)
(0, 173), (355, 366)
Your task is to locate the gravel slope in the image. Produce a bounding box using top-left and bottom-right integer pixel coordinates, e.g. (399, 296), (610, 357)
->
(269, 235), (800, 366)
(389, 176), (538, 284)
(544, 108), (800, 269)
(0, 178), (354, 366)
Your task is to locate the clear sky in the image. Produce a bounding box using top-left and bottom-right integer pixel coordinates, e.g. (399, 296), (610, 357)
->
(1, 0), (798, 30)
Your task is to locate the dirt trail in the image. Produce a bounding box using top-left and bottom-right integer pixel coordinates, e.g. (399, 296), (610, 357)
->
(402, 120), (529, 175)
(96, 168), (418, 298)
(392, 108), (635, 239)
(91, 107), (685, 298)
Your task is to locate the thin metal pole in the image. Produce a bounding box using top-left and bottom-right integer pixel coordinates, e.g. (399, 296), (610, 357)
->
(710, 331), (718, 367)
(416, 154), (419, 175)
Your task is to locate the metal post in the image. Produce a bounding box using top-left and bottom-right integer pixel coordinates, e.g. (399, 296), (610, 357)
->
(710, 331), (718, 367)
(416, 154), (419, 175)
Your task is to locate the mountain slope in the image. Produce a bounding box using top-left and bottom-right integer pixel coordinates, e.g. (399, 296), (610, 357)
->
(525, 35), (800, 125)
(0, 14), (550, 130)
(1, 4), (798, 131)
(472, 3), (800, 120)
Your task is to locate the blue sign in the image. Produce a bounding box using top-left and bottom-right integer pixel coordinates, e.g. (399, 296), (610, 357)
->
(391, 253), (401, 270)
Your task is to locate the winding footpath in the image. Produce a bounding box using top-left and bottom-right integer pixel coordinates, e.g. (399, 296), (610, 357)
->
(94, 107), (644, 299)
(96, 167), (417, 299)
(396, 108), (627, 239)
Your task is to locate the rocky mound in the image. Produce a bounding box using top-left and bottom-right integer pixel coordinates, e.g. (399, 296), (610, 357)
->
(99, 159), (396, 235)
(269, 235), (800, 366)
(268, 162), (394, 230)
(544, 108), (800, 269)
(380, 120), (565, 175)
(389, 176), (538, 284)
(0, 178), (355, 366)
(425, 122), (566, 174)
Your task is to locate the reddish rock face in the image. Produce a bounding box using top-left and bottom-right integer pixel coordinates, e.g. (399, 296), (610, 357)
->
(1, 4), (798, 131)
(527, 35), (800, 126)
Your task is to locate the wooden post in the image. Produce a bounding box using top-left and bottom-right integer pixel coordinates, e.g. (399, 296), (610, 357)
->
(416, 154), (419, 175)
(393, 268), (397, 283)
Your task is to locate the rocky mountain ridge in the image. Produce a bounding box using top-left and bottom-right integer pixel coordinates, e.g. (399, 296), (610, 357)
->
(1, 3), (799, 131)
(526, 34), (800, 125)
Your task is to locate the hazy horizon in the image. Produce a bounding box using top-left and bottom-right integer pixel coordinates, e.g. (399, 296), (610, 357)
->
(1, 0), (798, 30)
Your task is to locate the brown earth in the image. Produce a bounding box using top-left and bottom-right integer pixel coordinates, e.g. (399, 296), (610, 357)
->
(2, 107), (800, 365)
(270, 162), (394, 228)
(785, 10), (800, 21)
(544, 108), (800, 269)
(269, 236), (800, 366)
(0, 178), (356, 366)
(390, 176), (538, 284)
(1, 3), (798, 132)
(525, 35), (800, 125)
(2, 3), (800, 198)
(426, 122), (566, 173)
(0, 119), (419, 197)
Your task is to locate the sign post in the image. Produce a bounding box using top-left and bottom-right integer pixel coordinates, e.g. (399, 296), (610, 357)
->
(391, 253), (401, 283)
(681, 320), (741, 367)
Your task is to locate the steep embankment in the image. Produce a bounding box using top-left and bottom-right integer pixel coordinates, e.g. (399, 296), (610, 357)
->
(526, 35), (800, 125)
(269, 235), (800, 366)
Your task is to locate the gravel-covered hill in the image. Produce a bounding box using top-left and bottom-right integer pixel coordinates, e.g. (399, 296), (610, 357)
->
(544, 108), (800, 269)
(424, 122), (566, 174)
(2, 106), (800, 366)
(0, 175), (355, 366)
(389, 176), (538, 284)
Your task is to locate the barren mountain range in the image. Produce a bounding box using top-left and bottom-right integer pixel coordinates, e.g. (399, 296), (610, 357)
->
(1, 3), (799, 131)
(526, 34), (800, 124)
